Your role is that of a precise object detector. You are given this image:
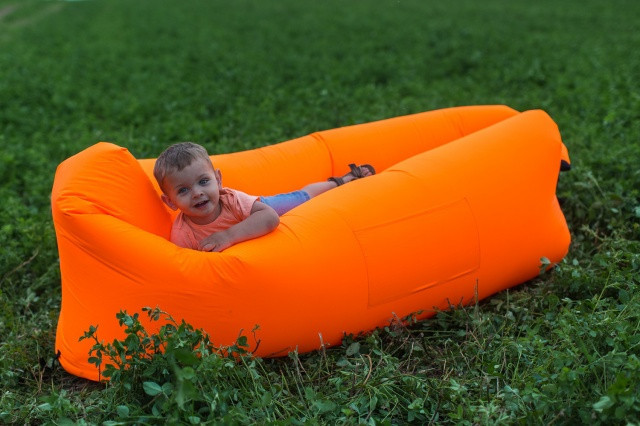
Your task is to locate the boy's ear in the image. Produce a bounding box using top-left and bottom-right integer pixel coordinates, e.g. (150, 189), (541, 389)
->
(161, 194), (178, 211)
(215, 169), (223, 188)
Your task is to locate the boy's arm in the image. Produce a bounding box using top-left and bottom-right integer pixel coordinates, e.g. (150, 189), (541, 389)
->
(198, 201), (280, 252)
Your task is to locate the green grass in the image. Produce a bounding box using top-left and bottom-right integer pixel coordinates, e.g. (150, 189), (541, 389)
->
(1, 0), (639, 423)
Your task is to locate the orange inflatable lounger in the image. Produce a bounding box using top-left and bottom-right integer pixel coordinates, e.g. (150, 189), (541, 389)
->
(51, 105), (571, 381)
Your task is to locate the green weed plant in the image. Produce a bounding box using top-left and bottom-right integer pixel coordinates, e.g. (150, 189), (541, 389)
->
(1, 0), (639, 424)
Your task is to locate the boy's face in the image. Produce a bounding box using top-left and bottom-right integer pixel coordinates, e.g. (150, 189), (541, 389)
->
(160, 158), (223, 225)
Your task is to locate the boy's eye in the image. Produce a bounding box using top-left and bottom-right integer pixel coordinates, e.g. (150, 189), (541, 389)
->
(199, 178), (209, 185)
(178, 187), (188, 195)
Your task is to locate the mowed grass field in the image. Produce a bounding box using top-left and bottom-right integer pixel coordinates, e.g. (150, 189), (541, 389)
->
(1, 0), (639, 424)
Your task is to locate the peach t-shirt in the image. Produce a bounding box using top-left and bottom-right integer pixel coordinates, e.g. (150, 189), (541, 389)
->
(170, 188), (258, 250)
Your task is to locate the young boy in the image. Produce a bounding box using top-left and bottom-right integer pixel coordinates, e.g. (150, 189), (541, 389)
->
(153, 142), (374, 252)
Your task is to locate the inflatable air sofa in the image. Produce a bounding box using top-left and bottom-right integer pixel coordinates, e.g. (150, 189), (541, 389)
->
(52, 105), (571, 381)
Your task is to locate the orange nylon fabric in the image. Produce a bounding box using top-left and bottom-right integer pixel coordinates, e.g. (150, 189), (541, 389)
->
(51, 105), (571, 381)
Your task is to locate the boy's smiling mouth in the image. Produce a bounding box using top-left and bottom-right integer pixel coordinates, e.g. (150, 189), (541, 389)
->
(194, 200), (209, 208)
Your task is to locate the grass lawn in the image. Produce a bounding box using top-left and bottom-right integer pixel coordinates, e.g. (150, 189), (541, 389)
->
(1, 0), (639, 423)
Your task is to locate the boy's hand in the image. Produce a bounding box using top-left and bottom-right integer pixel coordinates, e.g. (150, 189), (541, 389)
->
(197, 201), (279, 252)
(199, 230), (234, 252)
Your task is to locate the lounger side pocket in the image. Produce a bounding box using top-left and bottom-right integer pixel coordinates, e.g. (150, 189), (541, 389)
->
(355, 198), (480, 307)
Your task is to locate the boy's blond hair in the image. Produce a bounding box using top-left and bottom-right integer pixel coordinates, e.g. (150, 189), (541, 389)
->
(153, 142), (212, 192)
